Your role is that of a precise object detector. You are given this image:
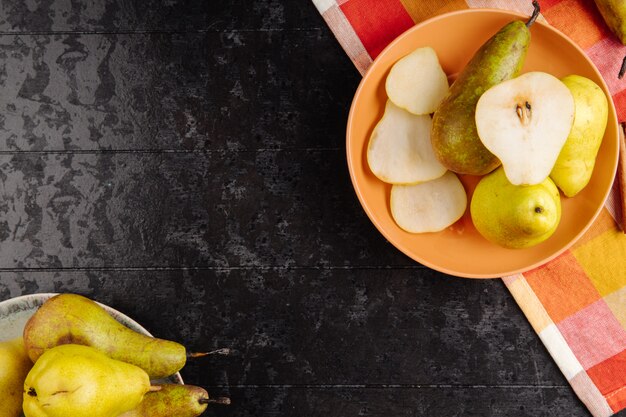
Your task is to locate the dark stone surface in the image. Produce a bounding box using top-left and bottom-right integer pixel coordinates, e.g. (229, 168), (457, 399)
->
(0, 30), (354, 151)
(205, 386), (590, 417)
(0, 269), (563, 386)
(0, 0), (208, 32)
(0, 151), (413, 268)
(0, 1), (616, 417)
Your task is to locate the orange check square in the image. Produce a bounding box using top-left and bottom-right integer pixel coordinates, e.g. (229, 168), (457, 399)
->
(399, 0), (467, 23)
(525, 250), (601, 323)
(537, 0), (566, 10)
(542, 0), (611, 49)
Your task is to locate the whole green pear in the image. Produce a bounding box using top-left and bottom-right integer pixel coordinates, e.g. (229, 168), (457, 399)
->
(0, 337), (33, 417)
(119, 384), (219, 417)
(431, 18), (532, 175)
(593, 0), (626, 44)
(22, 344), (151, 417)
(471, 167), (561, 249)
(23, 294), (186, 379)
(550, 75), (608, 197)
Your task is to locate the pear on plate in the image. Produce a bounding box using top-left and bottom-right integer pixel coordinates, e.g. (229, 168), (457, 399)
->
(367, 100), (446, 184)
(23, 293), (187, 380)
(471, 167), (561, 249)
(385, 46), (449, 115)
(22, 344), (151, 417)
(0, 337), (33, 417)
(431, 2), (541, 175)
(550, 75), (609, 197)
(475, 71), (575, 185)
(119, 384), (230, 417)
(390, 171), (467, 233)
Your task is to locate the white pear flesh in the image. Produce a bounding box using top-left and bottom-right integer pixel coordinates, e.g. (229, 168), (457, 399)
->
(390, 171), (467, 233)
(475, 71), (575, 185)
(385, 47), (449, 115)
(367, 100), (447, 184)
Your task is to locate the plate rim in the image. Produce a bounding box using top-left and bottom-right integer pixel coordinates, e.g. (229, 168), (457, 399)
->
(345, 8), (619, 279)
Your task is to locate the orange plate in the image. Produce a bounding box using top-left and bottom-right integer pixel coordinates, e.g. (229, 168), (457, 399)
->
(346, 9), (619, 279)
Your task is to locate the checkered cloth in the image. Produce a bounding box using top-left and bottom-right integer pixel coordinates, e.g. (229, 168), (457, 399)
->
(313, 0), (626, 416)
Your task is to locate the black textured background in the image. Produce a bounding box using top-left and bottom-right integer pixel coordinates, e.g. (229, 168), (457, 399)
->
(0, 1), (616, 416)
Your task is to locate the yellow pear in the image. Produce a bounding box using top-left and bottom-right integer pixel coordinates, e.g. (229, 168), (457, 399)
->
(550, 75), (609, 197)
(0, 337), (33, 417)
(471, 167), (561, 249)
(23, 344), (151, 417)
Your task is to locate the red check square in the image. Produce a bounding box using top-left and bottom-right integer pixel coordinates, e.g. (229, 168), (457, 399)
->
(588, 349), (626, 413)
(557, 300), (626, 369)
(340, 0), (414, 58)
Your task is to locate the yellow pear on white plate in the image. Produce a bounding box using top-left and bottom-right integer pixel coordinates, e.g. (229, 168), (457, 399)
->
(390, 171), (467, 233)
(475, 71), (575, 185)
(385, 46), (449, 115)
(367, 100), (447, 185)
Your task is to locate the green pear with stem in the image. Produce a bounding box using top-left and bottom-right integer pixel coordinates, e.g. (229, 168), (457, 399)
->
(431, 1), (540, 175)
(119, 384), (231, 417)
(22, 344), (152, 417)
(0, 337), (33, 417)
(23, 294), (212, 380)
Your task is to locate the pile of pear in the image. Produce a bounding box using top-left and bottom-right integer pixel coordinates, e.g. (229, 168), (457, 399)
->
(367, 3), (609, 249)
(0, 293), (229, 417)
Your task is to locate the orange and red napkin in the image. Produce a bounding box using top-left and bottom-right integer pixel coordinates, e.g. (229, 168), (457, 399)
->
(313, 0), (626, 415)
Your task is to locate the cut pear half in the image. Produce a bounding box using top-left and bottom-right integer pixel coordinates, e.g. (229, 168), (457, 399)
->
(367, 100), (447, 184)
(390, 171), (467, 233)
(386, 47), (449, 115)
(475, 71), (575, 185)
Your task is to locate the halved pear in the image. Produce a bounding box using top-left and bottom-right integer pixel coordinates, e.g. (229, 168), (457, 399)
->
(385, 46), (449, 115)
(475, 71), (575, 185)
(367, 100), (447, 184)
(390, 171), (467, 233)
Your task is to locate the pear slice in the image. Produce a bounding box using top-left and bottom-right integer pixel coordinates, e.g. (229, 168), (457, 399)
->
(390, 171), (467, 233)
(385, 47), (449, 115)
(367, 100), (447, 184)
(475, 71), (575, 185)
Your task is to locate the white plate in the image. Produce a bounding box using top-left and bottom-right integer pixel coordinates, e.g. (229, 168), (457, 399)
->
(0, 293), (183, 384)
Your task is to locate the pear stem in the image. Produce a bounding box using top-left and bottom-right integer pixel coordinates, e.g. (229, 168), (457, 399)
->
(619, 55), (626, 79)
(149, 385), (163, 392)
(526, 1), (540, 28)
(199, 396), (231, 405)
(187, 348), (232, 359)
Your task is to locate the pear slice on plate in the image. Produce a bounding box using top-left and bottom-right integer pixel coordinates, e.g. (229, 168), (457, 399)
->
(475, 71), (575, 185)
(386, 46), (449, 115)
(368, 100), (447, 185)
(390, 171), (467, 233)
